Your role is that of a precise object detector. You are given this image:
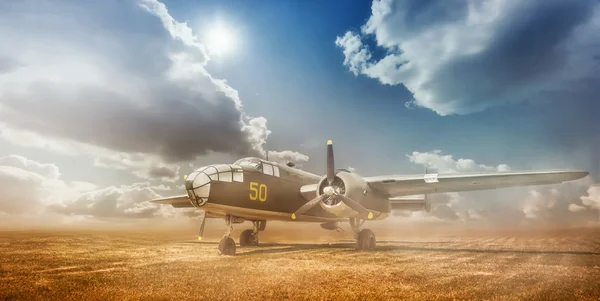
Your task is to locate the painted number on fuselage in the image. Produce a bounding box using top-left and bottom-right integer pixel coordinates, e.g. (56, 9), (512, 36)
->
(249, 182), (267, 202)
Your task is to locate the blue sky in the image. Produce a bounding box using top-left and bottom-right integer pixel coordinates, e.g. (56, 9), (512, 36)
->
(0, 0), (598, 224)
(162, 0), (599, 177)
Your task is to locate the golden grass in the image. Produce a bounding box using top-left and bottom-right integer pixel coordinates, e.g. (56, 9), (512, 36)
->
(0, 224), (599, 300)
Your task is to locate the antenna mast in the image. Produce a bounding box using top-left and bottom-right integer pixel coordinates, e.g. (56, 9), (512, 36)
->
(265, 146), (269, 161)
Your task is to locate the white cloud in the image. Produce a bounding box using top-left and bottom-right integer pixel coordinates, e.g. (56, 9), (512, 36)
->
(150, 184), (172, 192)
(568, 203), (586, 212)
(0, 155), (94, 214)
(407, 150), (510, 173)
(267, 150), (309, 165)
(334, 32), (372, 76)
(0, 154), (60, 179)
(336, 0), (600, 115)
(243, 117), (272, 158)
(522, 189), (557, 220)
(581, 185), (600, 210)
(50, 182), (175, 219)
(0, 154), (180, 222)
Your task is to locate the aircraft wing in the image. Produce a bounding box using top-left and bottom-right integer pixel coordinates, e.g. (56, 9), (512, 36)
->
(150, 195), (194, 208)
(363, 169), (588, 198)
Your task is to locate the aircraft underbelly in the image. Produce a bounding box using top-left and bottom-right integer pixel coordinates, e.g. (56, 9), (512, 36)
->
(201, 203), (344, 222)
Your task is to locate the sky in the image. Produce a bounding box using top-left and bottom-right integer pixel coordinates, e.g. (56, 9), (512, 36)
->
(0, 0), (599, 227)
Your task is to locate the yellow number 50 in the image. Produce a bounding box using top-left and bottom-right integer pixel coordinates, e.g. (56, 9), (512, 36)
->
(249, 182), (267, 202)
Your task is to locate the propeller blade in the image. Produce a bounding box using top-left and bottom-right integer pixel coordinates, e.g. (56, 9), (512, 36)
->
(292, 194), (327, 219)
(335, 194), (374, 220)
(326, 140), (335, 185)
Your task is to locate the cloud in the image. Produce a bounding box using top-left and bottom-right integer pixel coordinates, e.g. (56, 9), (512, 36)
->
(0, 0), (269, 170)
(0, 155), (95, 215)
(267, 150), (309, 165)
(407, 150), (510, 173)
(50, 182), (174, 219)
(336, 0), (600, 115)
(568, 203), (586, 212)
(0, 154), (180, 222)
(0, 125), (180, 182)
(0, 154), (60, 179)
(404, 149), (595, 225)
(580, 185), (600, 210)
(93, 152), (180, 182)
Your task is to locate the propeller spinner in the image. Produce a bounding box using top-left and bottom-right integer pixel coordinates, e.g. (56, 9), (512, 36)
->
(291, 140), (373, 220)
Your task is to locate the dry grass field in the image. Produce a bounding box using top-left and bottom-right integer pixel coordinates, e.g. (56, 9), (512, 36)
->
(1, 222), (599, 300)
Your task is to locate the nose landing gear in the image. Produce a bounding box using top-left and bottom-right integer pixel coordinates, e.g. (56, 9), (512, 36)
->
(218, 215), (236, 255)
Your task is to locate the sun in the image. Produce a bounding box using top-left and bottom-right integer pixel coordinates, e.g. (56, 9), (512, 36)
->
(205, 24), (236, 56)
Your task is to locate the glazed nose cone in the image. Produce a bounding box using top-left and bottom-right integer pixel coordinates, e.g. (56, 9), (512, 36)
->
(185, 169), (211, 207)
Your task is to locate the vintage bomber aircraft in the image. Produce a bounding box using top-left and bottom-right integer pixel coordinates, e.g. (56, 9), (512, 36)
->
(150, 141), (589, 255)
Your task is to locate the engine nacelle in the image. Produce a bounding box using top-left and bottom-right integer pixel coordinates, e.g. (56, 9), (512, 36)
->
(316, 170), (389, 219)
(389, 195), (431, 212)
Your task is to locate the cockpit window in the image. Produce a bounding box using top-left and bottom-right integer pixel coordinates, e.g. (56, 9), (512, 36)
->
(263, 163), (273, 176)
(196, 164), (243, 183)
(234, 157), (262, 171)
(233, 157), (280, 178)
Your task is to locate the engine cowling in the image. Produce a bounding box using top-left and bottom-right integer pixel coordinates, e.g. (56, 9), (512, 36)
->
(316, 170), (387, 218)
(291, 140), (391, 221)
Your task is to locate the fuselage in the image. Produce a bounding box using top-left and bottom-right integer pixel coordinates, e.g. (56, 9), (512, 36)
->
(184, 157), (351, 222)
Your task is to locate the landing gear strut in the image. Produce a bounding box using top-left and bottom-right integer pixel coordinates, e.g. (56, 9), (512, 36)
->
(218, 215), (236, 256)
(240, 220), (265, 247)
(350, 218), (376, 251)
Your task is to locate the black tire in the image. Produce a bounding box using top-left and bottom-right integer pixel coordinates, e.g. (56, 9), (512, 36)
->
(218, 236), (236, 255)
(356, 229), (376, 251)
(239, 229), (258, 247)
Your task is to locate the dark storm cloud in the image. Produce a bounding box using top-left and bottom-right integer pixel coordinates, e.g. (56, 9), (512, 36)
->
(337, 0), (600, 115)
(0, 0), (266, 164)
(0, 81), (249, 162)
(148, 166), (179, 181)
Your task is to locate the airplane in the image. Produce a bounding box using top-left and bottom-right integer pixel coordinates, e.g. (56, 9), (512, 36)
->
(150, 140), (589, 255)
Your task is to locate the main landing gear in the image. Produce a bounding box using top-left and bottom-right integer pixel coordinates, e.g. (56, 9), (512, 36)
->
(240, 220), (265, 247)
(350, 218), (376, 251)
(218, 215), (266, 256)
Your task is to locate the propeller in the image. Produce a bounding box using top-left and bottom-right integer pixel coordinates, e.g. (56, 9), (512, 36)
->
(291, 195), (326, 220)
(291, 140), (373, 220)
(326, 140), (335, 185)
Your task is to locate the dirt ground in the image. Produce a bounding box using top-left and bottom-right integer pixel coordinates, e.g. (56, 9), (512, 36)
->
(1, 222), (599, 300)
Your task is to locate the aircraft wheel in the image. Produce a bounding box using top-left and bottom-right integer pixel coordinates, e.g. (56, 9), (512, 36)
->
(356, 229), (376, 251)
(239, 229), (259, 247)
(218, 236), (236, 255)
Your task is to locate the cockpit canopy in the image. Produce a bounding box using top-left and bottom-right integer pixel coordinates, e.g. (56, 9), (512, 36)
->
(234, 157), (280, 177)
